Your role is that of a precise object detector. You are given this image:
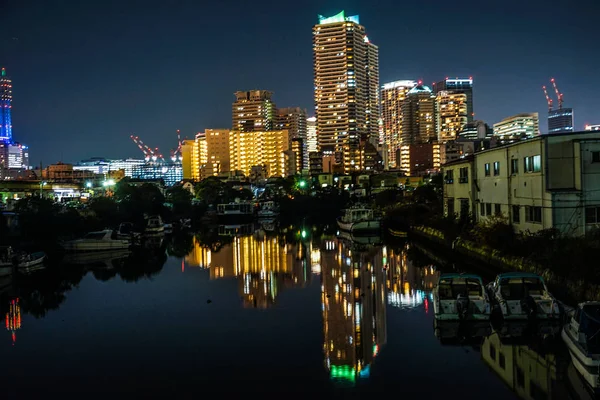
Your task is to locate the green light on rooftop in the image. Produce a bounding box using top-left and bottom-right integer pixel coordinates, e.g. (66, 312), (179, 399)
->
(318, 11), (359, 25)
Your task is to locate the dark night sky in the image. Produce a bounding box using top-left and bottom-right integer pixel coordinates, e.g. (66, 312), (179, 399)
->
(1, 0), (598, 165)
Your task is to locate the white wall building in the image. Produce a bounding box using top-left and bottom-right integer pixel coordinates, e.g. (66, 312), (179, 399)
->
(442, 130), (600, 236)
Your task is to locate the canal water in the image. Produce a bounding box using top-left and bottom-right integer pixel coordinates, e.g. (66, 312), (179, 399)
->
(0, 228), (592, 399)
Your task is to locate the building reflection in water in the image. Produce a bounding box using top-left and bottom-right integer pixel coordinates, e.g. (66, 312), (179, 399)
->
(185, 229), (311, 308)
(385, 244), (439, 310)
(320, 237), (387, 383)
(482, 334), (557, 399)
(5, 298), (21, 345)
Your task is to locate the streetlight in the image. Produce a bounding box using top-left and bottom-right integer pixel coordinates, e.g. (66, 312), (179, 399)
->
(86, 182), (93, 188)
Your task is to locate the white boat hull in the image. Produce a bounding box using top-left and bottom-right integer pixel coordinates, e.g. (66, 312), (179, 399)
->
(145, 227), (165, 234)
(18, 255), (45, 269)
(337, 219), (380, 233)
(563, 326), (600, 389)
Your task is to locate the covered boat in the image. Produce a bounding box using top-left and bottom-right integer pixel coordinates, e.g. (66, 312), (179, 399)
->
(62, 230), (131, 252)
(562, 302), (600, 391)
(487, 272), (560, 320)
(433, 273), (490, 320)
(336, 205), (381, 234)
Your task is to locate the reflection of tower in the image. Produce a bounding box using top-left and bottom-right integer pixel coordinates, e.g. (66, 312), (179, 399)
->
(386, 244), (439, 309)
(481, 335), (557, 399)
(321, 237), (386, 384)
(5, 298), (21, 345)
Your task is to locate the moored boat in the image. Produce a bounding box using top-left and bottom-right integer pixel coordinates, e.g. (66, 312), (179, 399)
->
(257, 201), (280, 219)
(16, 251), (46, 269)
(562, 302), (600, 391)
(145, 215), (165, 234)
(62, 230), (131, 252)
(217, 201), (254, 216)
(487, 272), (560, 320)
(433, 273), (490, 320)
(336, 205), (381, 234)
(117, 222), (140, 240)
(0, 246), (15, 277)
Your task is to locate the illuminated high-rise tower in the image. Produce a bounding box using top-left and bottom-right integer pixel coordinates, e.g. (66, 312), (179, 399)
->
(0, 68), (13, 143)
(433, 78), (474, 123)
(232, 90), (277, 132)
(380, 80), (418, 168)
(313, 11), (380, 173)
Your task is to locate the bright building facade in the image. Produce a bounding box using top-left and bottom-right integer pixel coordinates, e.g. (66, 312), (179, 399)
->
(229, 130), (292, 178)
(442, 131), (600, 236)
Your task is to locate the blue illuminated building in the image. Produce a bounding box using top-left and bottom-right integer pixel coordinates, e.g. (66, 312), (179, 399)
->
(0, 68), (13, 143)
(548, 108), (574, 134)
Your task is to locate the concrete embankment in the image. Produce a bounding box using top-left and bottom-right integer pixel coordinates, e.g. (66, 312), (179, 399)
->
(409, 225), (599, 303)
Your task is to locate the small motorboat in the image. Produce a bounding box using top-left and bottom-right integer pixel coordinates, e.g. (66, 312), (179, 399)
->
(16, 251), (46, 269)
(116, 222), (140, 240)
(163, 223), (173, 234)
(487, 272), (560, 320)
(257, 201), (280, 219)
(562, 302), (600, 391)
(0, 246), (15, 277)
(336, 205), (381, 234)
(145, 215), (165, 234)
(62, 230), (131, 252)
(433, 273), (490, 320)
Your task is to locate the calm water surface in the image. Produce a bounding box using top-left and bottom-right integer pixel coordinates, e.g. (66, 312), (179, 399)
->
(0, 229), (590, 398)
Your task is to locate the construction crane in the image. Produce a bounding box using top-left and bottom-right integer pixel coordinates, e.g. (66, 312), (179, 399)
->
(130, 135), (153, 161)
(542, 86), (553, 112)
(170, 129), (183, 162)
(550, 78), (564, 109)
(130, 135), (164, 162)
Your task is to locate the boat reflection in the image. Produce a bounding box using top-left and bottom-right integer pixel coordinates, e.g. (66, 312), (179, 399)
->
(386, 243), (439, 310)
(320, 236), (386, 385)
(434, 320), (491, 345)
(482, 333), (561, 400)
(185, 230), (311, 308)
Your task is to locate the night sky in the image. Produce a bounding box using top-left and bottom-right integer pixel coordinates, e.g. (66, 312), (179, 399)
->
(1, 0), (598, 165)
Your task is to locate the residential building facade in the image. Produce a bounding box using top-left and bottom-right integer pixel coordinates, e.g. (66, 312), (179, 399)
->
(442, 131), (600, 236)
(232, 90), (277, 132)
(312, 11), (379, 173)
(229, 130), (292, 177)
(493, 113), (539, 143)
(380, 80), (417, 168)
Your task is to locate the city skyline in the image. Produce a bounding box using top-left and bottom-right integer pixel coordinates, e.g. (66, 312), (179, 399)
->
(1, 0), (598, 164)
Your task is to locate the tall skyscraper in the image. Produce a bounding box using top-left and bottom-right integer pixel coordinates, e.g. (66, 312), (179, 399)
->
(278, 107), (308, 169)
(401, 85), (437, 146)
(399, 85), (439, 174)
(433, 78), (474, 122)
(306, 116), (318, 154)
(380, 80), (417, 168)
(364, 36), (380, 146)
(0, 68), (13, 143)
(493, 113), (539, 143)
(232, 90), (277, 132)
(313, 10), (380, 173)
(547, 108), (574, 134)
(436, 91), (468, 143)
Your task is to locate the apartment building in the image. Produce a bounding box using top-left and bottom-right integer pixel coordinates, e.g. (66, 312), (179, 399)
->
(442, 131), (600, 236)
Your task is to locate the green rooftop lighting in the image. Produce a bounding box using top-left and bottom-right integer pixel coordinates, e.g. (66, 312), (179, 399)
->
(318, 11), (359, 25)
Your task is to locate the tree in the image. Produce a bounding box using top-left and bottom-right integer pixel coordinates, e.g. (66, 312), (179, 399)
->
(195, 177), (226, 205)
(166, 185), (192, 217)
